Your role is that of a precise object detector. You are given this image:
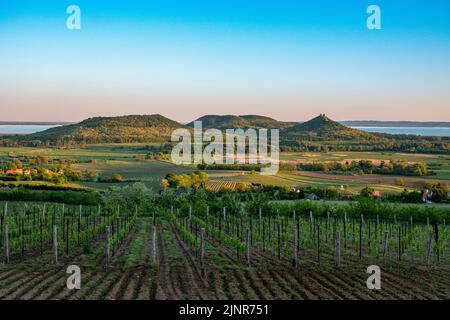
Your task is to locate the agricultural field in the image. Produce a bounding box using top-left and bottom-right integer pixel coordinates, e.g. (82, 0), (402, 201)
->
(73, 160), (191, 190)
(280, 151), (450, 181)
(2, 146), (449, 196)
(204, 151), (450, 195)
(0, 145), (191, 191)
(210, 171), (407, 194)
(0, 201), (449, 300)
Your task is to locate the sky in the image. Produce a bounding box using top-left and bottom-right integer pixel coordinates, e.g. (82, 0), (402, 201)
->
(0, 0), (449, 122)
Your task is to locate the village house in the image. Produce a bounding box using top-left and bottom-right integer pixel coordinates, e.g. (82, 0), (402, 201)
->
(5, 169), (23, 175)
(422, 189), (433, 203)
(372, 190), (381, 198)
(306, 193), (320, 201)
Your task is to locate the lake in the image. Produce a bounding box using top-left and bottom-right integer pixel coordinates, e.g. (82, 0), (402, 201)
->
(0, 125), (60, 134)
(1, 124), (449, 137)
(352, 127), (450, 137)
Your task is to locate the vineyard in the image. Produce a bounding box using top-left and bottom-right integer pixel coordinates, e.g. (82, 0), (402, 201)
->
(0, 200), (449, 300)
(204, 181), (251, 192)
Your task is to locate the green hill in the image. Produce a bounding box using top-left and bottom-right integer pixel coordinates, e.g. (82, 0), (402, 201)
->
(2, 113), (449, 154)
(187, 115), (295, 130)
(283, 114), (378, 140)
(16, 114), (187, 145)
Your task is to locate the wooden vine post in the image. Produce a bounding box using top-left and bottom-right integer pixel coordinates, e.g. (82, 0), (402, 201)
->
(65, 218), (69, 255)
(3, 224), (9, 264)
(326, 211), (330, 243)
(152, 224), (157, 263)
(426, 233), (433, 265)
(200, 227), (205, 265)
(245, 228), (251, 267)
(382, 230), (389, 266)
(359, 214), (363, 260)
(52, 225), (58, 264)
(258, 208), (262, 238)
(317, 223), (320, 264)
(293, 226), (298, 267)
(335, 230), (341, 267)
(105, 226), (111, 267)
(434, 222), (439, 263)
(277, 221), (281, 260)
(344, 212), (347, 248)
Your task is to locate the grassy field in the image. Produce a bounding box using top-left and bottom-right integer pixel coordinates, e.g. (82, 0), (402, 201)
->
(73, 160), (191, 179)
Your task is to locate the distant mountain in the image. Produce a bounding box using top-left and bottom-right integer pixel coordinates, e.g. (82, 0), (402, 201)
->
(341, 120), (450, 128)
(15, 114), (187, 145)
(187, 115), (295, 130)
(283, 114), (377, 140)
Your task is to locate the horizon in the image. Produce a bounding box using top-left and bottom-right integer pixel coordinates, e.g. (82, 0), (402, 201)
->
(1, 1), (449, 122)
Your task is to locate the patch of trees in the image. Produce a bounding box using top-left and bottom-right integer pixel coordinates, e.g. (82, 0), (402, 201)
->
(280, 137), (450, 154)
(299, 160), (431, 176)
(1, 157), (96, 185)
(0, 186), (100, 205)
(97, 174), (125, 183)
(164, 172), (209, 189)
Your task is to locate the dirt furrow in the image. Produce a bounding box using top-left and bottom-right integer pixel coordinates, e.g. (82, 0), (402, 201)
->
(169, 223), (214, 299)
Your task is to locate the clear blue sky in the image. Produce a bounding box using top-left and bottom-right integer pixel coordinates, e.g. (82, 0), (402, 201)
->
(1, 0), (449, 122)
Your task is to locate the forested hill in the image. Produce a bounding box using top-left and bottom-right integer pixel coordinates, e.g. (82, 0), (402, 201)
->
(1, 113), (449, 153)
(284, 114), (376, 140)
(279, 114), (450, 153)
(10, 114), (187, 145)
(188, 115), (295, 130)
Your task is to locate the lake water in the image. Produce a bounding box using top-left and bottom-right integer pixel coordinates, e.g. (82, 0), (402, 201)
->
(352, 127), (450, 137)
(0, 125), (59, 134)
(1, 124), (449, 137)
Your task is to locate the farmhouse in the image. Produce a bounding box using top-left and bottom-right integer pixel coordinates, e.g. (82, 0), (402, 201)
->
(422, 189), (433, 203)
(5, 169), (23, 175)
(306, 193), (320, 201)
(372, 190), (381, 198)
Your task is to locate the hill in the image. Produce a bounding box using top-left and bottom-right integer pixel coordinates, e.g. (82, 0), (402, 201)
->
(187, 115), (295, 130)
(283, 114), (377, 140)
(1, 113), (449, 154)
(15, 114), (187, 145)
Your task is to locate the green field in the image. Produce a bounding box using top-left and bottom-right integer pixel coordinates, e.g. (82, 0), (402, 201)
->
(1, 146), (449, 195)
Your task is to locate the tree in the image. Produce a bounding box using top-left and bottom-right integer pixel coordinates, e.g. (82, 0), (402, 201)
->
(111, 174), (124, 182)
(394, 178), (404, 186)
(53, 175), (68, 185)
(360, 187), (375, 198)
(161, 179), (170, 189)
(432, 183), (449, 203)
